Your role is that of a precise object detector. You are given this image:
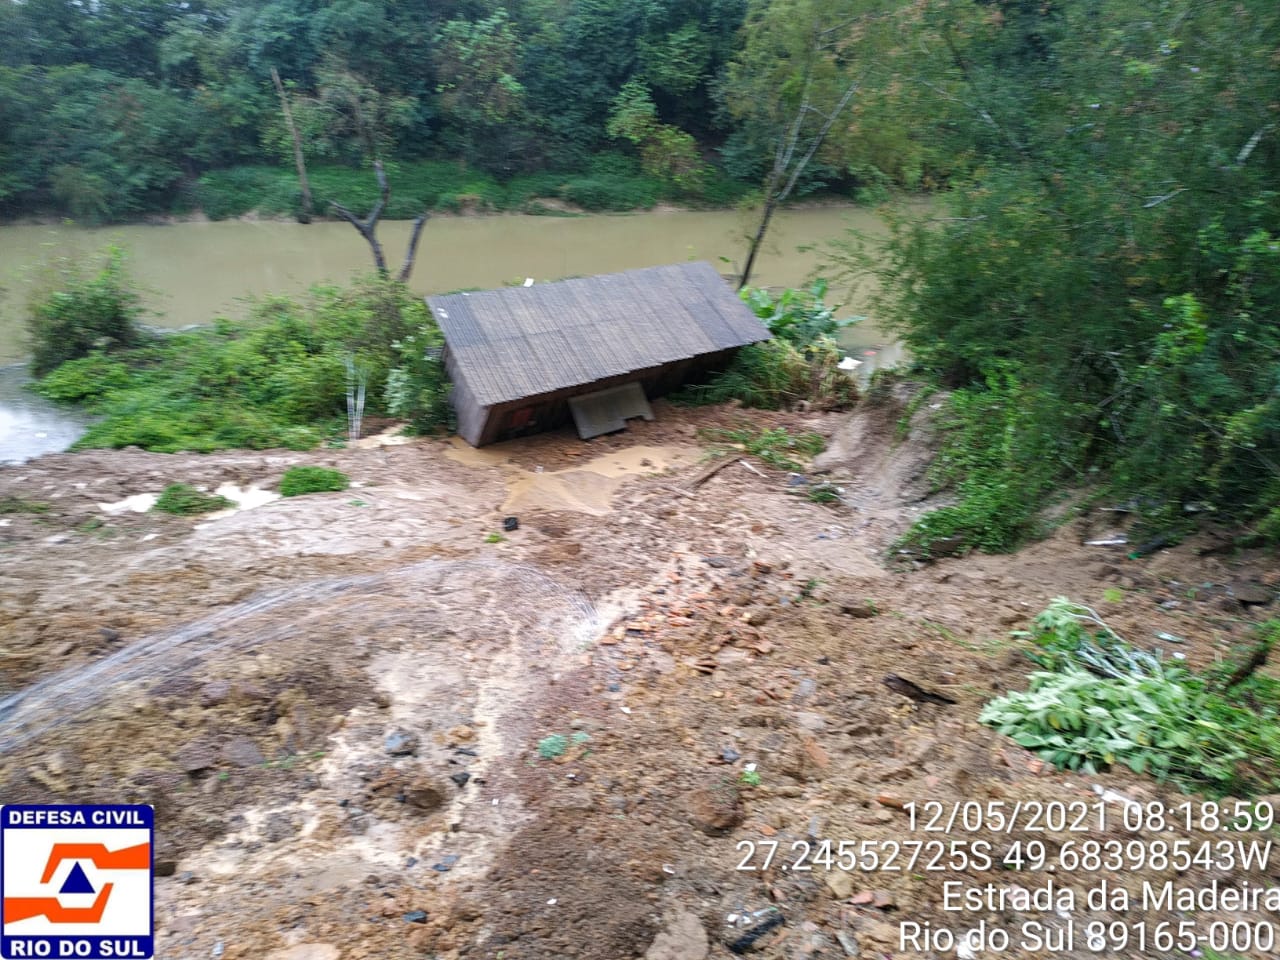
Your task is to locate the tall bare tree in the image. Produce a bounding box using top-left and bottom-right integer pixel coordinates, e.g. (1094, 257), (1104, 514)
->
(725, 0), (881, 288)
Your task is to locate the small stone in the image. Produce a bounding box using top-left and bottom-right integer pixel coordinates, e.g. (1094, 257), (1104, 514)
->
(199, 681), (232, 708)
(686, 778), (743, 836)
(372, 690), (392, 709)
(839, 601), (877, 619)
(794, 711), (827, 732)
(857, 920), (898, 949)
(802, 737), (831, 770)
(836, 931), (860, 957)
(98, 627), (121, 642)
(745, 609), (770, 626)
(851, 891), (874, 905)
(404, 780), (445, 811)
(174, 740), (218, 775)
(449, 772), (471, 788)
(448, 725), (476, 743)
(154, 860), (177, 877)
(221, 737), (265, 768)
(1232, 581), (1274, 606)
(721, 747), (741, 764)
(644, 910), (708, 960)
(384, 730), (418, 757)
(871, 890), (894, 909)
(826, 872), (854, 899)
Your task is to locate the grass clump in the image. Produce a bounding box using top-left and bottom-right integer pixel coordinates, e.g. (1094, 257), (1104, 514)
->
(982, 599), (1280, 795)
(153, 483), (232, 516)
(279, 466), (349, 497)
(0, 497), (50, 514)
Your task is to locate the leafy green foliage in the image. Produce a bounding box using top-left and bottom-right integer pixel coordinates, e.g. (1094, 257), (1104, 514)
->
(35, 353), (132, 406)
(711, 426), (825, 472)
(26, 248), (142, 378)
(152, 483), (232, 516)
(743, 281), (855, 346)
(33, 266), (450, 454)
(279, 466), (349, 497)
(861, 0), (1280, 545)
(893, 370), (1076, 556)
(675, 283), (859, 410)
(983, 602), (1280, 795)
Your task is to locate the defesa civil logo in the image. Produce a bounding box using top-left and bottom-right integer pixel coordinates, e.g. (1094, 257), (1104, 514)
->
(1, 805), (153, 960)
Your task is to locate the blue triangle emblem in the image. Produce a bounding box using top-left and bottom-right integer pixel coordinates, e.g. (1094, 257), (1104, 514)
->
(59, 862), (95, 895)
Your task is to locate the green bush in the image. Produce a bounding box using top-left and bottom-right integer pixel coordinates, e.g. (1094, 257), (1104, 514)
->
(279, 466), (349, 497)
(35, 353), (132, 406)
(153, 483), (233, 516)
(26, 248), (143, 377)
(560, 175), (660, 212)
(982, 601), (1280, 795)
(892, 370), (1078, 557)
(38, 275), (450, 454)
(674, 283), (859, 411)
(193, 167), (282, 220)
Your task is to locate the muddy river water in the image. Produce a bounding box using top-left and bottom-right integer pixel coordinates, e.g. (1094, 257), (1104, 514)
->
(0, 204), (910, 461)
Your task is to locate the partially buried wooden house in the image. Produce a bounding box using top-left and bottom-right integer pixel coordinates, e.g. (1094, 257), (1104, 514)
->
(428, 261), (771, 447)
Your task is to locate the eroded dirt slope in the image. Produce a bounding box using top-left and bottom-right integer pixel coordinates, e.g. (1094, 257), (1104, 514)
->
(1, 398), (1277, 960)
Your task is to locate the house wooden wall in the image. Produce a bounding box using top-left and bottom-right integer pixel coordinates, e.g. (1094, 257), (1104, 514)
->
(449, 347), (739, 446)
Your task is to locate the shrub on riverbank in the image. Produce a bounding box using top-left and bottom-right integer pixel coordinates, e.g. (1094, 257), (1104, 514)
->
(26, 248), (143, 377)
(674, 282), (859, 411)
(33, 272), (450, 453)
(191, 155), (755, 221)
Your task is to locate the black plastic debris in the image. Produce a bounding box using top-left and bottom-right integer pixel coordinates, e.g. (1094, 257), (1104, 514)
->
(403, 910), (428, 924)
(727, 914), (784, 954)
(503, 516), (519, 532)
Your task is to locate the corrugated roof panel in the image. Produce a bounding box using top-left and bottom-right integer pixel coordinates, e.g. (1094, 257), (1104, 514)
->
(426, 261), (771, 406)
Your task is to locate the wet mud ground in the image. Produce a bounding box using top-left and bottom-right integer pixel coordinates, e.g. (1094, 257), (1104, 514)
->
(1, 397), (1278, 959)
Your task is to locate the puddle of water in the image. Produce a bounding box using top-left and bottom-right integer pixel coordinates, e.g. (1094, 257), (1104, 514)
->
(196, 484), (283, 524)
(445, 439), (701, 516)
(98, 492), (158, 514)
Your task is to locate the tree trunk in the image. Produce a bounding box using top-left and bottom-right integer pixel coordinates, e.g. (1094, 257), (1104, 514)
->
(397, 210), (431, 283)
(331, 160), (391, 277)
(271, 67), (313, 223)
(738, 196), (779, 290)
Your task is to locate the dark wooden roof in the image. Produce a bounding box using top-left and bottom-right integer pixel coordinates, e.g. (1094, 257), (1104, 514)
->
(427, 261), (771, 406)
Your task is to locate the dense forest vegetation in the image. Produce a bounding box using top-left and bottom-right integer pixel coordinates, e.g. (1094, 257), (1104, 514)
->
(0, 0), (913, 222)
(14, 0), (1280, 550)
